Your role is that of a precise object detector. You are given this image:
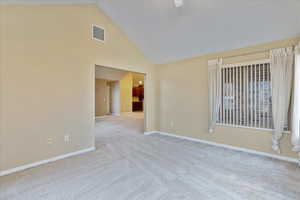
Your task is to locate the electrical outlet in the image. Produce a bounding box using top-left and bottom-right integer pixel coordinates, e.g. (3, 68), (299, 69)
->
(170, 121), (174, 127)
(47, 137), (53, 144)
(64, 134), (70, 143)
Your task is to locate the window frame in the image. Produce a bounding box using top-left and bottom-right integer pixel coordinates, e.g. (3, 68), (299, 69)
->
(215, 59), (290, 133)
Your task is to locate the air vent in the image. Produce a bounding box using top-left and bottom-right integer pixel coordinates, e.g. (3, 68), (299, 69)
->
(92, 24), (105, 42)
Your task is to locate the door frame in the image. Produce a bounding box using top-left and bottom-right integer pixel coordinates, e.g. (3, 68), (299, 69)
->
(94, 65), (147, 132)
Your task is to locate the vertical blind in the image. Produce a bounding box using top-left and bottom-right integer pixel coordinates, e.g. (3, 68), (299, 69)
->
(217, 59), (273, 129)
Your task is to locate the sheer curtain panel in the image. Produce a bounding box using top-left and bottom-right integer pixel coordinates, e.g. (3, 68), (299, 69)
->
(208, 59), (222, 133)
(270, 47), (294, 154)
(292, 43), (300, 163)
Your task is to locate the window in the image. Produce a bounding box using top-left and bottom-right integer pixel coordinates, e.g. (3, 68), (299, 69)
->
(217, 60), (273, 129)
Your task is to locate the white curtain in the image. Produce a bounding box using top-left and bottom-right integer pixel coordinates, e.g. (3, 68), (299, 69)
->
(270, 47), (294, 154)
(292, 43), (300, 156)
(208, 59), (222, 133)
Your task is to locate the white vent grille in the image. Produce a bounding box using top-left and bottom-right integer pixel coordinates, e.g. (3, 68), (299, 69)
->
(92, 24), (105, 42)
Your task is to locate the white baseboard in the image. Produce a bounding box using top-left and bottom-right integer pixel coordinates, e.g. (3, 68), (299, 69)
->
(0, 146), (96, 177)
(95, 115), (110, 119)
(146, 131), (299, 165)
(111, 113), (121, 116)
(144, 131), (157, 135)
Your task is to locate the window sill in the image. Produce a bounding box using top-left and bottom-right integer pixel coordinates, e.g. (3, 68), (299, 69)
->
(216, 123), (291, 134)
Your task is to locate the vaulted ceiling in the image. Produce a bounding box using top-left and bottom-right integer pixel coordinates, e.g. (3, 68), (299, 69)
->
(2, 0), (300, 64)
(96, 0), (300, 63)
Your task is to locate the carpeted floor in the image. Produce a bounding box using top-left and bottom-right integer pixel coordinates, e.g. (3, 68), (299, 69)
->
(1, 112), (300, 200)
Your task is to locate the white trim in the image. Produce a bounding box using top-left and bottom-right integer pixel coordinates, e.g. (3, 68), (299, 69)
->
(91, 24), (105, 43)
(208, 59), (219, 66)
(222, 59), (270, 69)
(0, 147), (96, 177)
(146, 131), (299, 165)
(95, 115), (110, 119)
(111, 112), (120, 116)
(144, 131), (157, 135)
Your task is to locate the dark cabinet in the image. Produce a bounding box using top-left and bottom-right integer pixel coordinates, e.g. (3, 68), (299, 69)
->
(132, 86), (144, 101)
(132, 101), (143, 111)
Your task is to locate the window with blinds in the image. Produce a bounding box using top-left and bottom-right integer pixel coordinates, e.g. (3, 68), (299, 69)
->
(218, 60), (273, 129)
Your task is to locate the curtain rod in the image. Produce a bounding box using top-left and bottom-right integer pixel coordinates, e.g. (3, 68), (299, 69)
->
(221, 45), (296, 60)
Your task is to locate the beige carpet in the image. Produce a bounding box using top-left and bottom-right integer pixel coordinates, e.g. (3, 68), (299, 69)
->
(1, 112), (300, 200)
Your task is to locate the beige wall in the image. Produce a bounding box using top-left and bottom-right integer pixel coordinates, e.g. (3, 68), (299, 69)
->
(95, 79), (109, 116)
(109, 81), (120, 115)
(156, 37), (300, 159)
(0, 5), (4, 171)
(0, 4), (157, 171)
(120, 72), (133, 112)
(96, 72), (144, 114)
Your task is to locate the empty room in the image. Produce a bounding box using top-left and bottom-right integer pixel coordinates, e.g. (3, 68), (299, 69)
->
(0, 0), (300, 200)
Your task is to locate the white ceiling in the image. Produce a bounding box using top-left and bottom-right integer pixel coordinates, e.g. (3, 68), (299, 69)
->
(2, 0), (300, 64)
(95, 66), (128, 81)
(96, 0), (300, 63)
(0, 0), (94, 3)
(95, 66), (144, 87)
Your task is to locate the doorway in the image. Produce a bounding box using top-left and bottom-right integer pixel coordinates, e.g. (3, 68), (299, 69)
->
(132, 73), (144, 112)
(94, 65), (146, 132)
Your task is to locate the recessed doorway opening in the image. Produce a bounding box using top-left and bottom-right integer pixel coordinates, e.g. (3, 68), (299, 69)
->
(94, 65), (146, 133)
